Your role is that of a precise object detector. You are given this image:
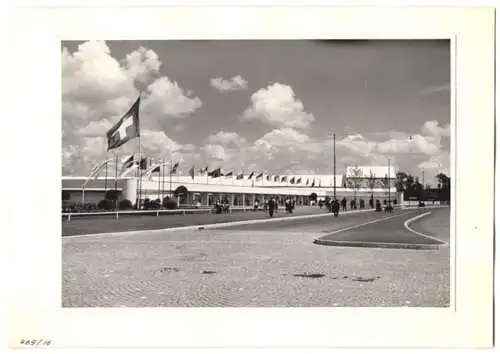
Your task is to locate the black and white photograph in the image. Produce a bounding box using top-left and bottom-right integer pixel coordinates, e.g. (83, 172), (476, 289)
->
(7, 5), (494, 349)
(61, 39), (452, 308)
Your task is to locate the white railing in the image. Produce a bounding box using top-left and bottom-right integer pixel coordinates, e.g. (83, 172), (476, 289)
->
(61, 205), (312, 222)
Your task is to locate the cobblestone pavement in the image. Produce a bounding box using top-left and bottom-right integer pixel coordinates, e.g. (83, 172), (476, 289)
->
(62, 209), (450, 307)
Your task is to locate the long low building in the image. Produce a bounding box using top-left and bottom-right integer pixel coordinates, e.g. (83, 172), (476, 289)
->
(62, 165), (402, 207)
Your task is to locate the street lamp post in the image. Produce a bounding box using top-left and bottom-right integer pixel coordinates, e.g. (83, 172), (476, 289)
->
(328, 132), (336, 200)
(422, 169), (425, 201)
(388, 158), (391, 204)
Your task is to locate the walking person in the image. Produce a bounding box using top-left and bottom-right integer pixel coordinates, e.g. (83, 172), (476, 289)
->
(268, 198), (275, 217)
(332, 198), (340, 217)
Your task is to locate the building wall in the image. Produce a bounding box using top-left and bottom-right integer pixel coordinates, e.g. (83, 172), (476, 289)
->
(62, 176), (401, 206)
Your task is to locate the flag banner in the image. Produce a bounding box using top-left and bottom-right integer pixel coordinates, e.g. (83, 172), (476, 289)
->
(83, 159), (111, 187)
(306, 178), (310, 185)
(120, 164), (139, 177)
(88, 160), (107, 178)
(139, 157), (148, 170)
(266, 175), (271, 181)
(106, 96), (141, 151)
(171, 162), (180, 174)
(236, 173), (244, 180)
(297, 177), (302, 184)
(290, 177), (296, 184)
(123, 159), (136, 170)
(274, 175), (280, 182)
(312, 179), (315, 187)
(247, 172), (254, 179)
(121, 154), (134, 166)
(281, 176), (287, 182)
(225, 171), (233, 177)
(256, 172), (263, 179)
(209, 168), (222, 178)
(144, 162), (162, 179)
(189, 165), (195, 180)
(319, 180), (322, 187)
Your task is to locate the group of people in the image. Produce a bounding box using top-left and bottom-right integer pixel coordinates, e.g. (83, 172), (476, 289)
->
(214, 199), (230, 214)
(320, 196), (394, 216)
(258, 198), (296, 217)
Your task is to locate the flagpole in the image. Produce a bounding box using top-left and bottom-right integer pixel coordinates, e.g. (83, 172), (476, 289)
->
(169, 159), (173, 198)
(157, 159), (161, 202)
(114, 152), (119, 219)
(104, 152), (108, 194)
(137, 94), (143, 210)
(388, 158), (391, 203)
(161, 158), (165, 203)
(135, 144), (139, 209)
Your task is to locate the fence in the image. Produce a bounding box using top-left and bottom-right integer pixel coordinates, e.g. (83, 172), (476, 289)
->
(61, 205), (311, 222)
(402, 200), (445, 208)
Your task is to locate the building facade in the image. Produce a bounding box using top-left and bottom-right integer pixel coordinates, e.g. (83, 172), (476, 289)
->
(62, 165), (401, 208)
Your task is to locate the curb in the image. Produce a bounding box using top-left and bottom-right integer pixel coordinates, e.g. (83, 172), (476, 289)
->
(313, 238), (442, 250)
(63, 208), (376, 239)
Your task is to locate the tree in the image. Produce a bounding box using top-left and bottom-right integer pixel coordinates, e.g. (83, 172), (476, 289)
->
(105, 189), (119, 201)
(414, 178), (424, 201)
(163, 198), (178, 210)
(436, 173), (451, 202)
(395, 172), (408, 192)
(118, 199), (133, 210)
(436, 173), (450, 188)
(98, 199), (113, 210)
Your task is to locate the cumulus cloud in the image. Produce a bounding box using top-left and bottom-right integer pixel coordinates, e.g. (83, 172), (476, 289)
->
(123, 47), (161, 84)
(377, 135), (441, 156)
(210, 75), (248, 92)
(226, 120), (450, 176)
(335, 134), (376, 157)
(242, 83), (315, 130)
(255, 128), (309, 148)
(203, 144), (227, 161)
(141, 77), (202, 120)
(207, 131), (246, 147)
(418, 151), (450, 176)
(77, 119), (113, 137)
(421, 120), (450, 137)
(141, 130), (182, 155)
(62, 40), (202, 175)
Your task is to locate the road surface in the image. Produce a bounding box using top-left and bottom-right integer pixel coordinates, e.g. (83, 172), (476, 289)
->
(62, 207), (450, 307)
(62, 206), (331, 236)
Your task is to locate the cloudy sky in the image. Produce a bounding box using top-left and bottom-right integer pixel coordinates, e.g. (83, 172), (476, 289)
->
(62, 40), (450, 183)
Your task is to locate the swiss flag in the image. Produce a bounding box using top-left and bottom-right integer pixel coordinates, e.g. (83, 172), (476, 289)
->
(106, 97), (141, 150)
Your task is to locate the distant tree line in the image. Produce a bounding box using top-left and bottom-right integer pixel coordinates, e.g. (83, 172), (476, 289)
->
(395, 171), (450, 202)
